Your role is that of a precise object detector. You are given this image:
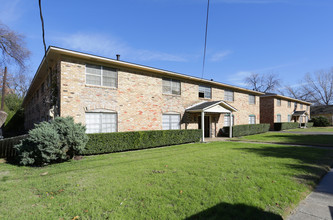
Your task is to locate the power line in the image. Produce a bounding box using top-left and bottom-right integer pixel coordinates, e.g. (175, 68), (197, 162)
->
(201, 0), (210, 79)
(38, 0), (47, 56)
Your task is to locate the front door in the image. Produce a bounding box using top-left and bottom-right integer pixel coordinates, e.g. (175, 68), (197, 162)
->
(198, 116), (210, 137)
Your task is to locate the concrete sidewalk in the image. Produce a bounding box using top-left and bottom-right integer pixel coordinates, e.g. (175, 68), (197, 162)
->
(287, 168), (333, 220)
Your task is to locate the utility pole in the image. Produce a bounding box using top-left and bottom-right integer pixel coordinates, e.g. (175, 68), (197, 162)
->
(1, 67), (7, 110)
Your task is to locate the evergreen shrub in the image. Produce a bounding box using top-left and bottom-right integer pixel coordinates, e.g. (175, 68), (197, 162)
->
(310, 116), (330, 127)
(221, 124), (270, 137)
(14, 117), (88, 166)
(83, 129), (201, 155)
(274, 122), (299, 131)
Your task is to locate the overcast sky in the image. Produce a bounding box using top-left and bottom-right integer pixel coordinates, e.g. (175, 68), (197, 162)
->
(1, 0), (332, 88)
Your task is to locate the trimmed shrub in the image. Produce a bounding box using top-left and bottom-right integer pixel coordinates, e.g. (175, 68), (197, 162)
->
(83, 129), (201, 155)
(14, 117), (88, 166)
(274, 122), (299, 131)
(221, 124), (270, 137)
(310, 116), (329, 127)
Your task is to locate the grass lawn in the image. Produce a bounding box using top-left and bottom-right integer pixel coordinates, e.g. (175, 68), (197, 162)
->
(1, 142), (333, 219)
(289, 127), (333, 133)
(237, 132), (333, 146)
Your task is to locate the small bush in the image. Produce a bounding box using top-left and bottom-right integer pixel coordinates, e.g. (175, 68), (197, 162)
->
(221, 124), (270, 137)
(14, 117), (88, 166)
(83, 129), (201, 155)
(310, 116), (330, 127)
(274, 122), (299, 131)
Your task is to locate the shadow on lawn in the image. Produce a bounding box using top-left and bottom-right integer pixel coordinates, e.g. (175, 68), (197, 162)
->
(257, 134), (333, 146)
(235, 145), (333, 184)
(186, 202), (282, 220)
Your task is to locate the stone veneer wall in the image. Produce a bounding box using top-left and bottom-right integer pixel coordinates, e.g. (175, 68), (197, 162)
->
(57, 57), (261, 137)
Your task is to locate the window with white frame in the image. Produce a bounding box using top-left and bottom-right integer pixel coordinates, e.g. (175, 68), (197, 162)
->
(224, 114), (230, 126)
(288, 101), (291, 108)
(249, 115), (256, 124)
(86, 64), (117, 87)
(249, 95), (256, 104)
(85, 112), (117, 134)
(224, 113), (234, 126)
(224, 90), (234, 102)
(277, 114), (281, 122)
(162, 78), (181, 95)
(198, 85), (211, 99)
(276, 99), (281, 106)
(162, 114), (180, 130)
(300, 104), (303, 109)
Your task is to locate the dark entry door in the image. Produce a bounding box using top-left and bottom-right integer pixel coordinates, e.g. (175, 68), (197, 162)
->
(198, 116), (210, 137)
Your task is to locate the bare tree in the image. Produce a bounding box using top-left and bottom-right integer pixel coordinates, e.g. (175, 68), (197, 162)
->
(279, 84), (313, 102)
(244, 72), (281, 93)
(302, 69), (333, 105)
(0, 22), (30, 69)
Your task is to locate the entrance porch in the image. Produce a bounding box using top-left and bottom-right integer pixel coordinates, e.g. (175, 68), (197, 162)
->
(186, 101), (237, 142)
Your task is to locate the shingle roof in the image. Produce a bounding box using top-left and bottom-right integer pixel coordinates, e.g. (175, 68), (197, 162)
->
(292, 111), (307, 116)
(186, 101), (222, 111)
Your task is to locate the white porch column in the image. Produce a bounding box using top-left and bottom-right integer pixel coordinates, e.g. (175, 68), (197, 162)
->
(229, 113), (233, 138)
(201, 111), (205, 143)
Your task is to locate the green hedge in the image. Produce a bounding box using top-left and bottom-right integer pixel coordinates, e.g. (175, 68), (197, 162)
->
(83, 129), (201, 155)
(221, 124), (270, 137)
(274, 122), (299, 131)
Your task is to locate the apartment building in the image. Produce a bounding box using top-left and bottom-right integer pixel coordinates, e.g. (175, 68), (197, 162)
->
(23, 46), (264, 138)
(260, 93), (311, 129)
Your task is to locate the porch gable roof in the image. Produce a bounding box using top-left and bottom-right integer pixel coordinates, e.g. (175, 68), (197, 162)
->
(185, 100), (238, 113)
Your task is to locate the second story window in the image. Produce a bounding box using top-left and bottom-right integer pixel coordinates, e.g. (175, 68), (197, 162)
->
(162, 78), (180, 95)
(199, 85), (211, 99)
(249, 95), (255, 104)
(86, 64), (117, 88)
(288, 101), (291, 108)
(300, 104), (303, 109)
(276, 99), (281, 106)
(224, 90), (234, 102)
(294, 102), (297, 109)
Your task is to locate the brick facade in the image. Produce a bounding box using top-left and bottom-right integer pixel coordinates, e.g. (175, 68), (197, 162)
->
(260, 96), (311, 129)
(23, 47), (263, 138)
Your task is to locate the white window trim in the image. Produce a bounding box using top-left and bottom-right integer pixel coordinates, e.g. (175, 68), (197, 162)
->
(249, 95), (256, 105)
(162, 78), (181, 95)
(199, 85), (212, 99)
(224, 90), (234, 102)
(162, 113), (181, 130)
(85, 64), (118, 88)
(85, 112), (118, 134)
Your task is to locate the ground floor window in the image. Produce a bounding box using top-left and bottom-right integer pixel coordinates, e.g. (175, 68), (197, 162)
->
(249, 115), (256, 124)
(277, 114), (281, 122)
(162, 114), (180, 130)
(223, 113), (234, 126)
(85, 112), (117, 133)
(288, 114), (291, 122)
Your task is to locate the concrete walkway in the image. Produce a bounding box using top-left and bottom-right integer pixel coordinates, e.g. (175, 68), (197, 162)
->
(287, 168), (333, 220)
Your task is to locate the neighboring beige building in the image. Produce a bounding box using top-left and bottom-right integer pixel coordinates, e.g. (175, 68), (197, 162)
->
(260, 93), (311, 129)
(23, 46), (264, 138)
